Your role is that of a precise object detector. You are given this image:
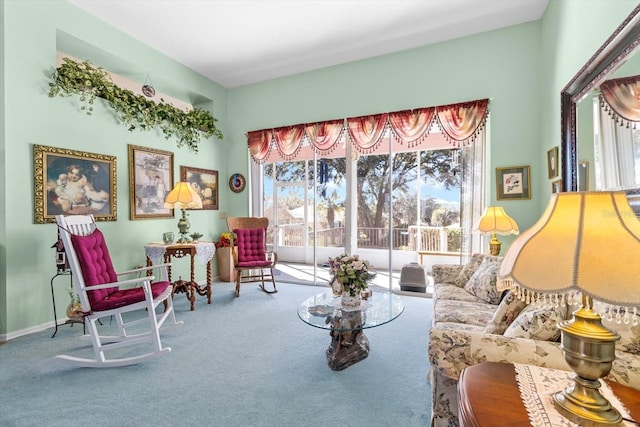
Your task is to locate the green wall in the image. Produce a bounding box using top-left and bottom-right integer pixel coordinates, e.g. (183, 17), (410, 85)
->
(1, 0), (638, 337)
(0, 0), (230, 337)
(539, 0), (638, 207)
(227, 21), (543, 244)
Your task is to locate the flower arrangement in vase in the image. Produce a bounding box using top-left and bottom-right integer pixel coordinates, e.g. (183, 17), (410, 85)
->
(328, 253), (375, 307)
(214, 232), (232, 249)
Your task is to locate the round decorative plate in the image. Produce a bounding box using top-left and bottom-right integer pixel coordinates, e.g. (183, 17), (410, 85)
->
(229, 173), (246, 193)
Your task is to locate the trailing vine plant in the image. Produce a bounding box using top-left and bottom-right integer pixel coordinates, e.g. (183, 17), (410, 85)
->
(48, 58), (223, 152)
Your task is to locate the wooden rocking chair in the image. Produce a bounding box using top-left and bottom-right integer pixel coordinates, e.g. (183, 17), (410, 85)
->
(227, 217), (278, 297)
(55, 214), (182, 368)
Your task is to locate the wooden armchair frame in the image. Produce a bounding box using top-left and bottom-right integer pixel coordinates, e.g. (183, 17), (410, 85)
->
(226, 217), (278, 297)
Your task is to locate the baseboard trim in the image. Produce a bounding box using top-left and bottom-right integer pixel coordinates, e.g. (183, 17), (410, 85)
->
(0, 320), (58, 342)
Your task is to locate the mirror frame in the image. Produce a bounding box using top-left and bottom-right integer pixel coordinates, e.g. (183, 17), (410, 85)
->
(561, 5), (640, 191)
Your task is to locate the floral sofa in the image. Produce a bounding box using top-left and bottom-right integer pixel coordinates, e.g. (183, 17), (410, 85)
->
(427, 253), (640, 427)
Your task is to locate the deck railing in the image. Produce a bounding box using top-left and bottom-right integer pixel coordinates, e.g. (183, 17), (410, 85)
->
(273, 224), (461, 252)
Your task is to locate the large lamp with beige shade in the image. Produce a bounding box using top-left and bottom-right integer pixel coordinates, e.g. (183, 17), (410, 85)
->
(474, 206), (519, 255)
(498, 191), (640, 425)
(164, 182), (202, 243)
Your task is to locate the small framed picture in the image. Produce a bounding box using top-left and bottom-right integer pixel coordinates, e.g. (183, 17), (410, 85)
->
(33, 144), (117, 223)
(180, 166), (219, 210)
(128, 144), (174, 220)
(552, 179), (563, 194)
(496, 165), (531, 200)
(547, 146), (559, 178)
(578, 161), (589, 191)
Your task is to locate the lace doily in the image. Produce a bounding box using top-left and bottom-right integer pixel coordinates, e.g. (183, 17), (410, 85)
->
(145, 242), (215, 265)
(193, 242), (215, 264)
(513, 363), (635, 426)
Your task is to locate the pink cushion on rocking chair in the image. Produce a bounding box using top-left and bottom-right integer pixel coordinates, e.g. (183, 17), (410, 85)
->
(70, 229), (170, 311)
(235, 228), (272, 268)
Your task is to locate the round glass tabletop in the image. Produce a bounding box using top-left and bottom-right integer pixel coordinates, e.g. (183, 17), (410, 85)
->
(297, 290), (405, 332)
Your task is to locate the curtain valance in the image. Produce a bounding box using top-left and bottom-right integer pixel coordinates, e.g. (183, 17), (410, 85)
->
(600, 75), (640, 128)
(247, 98), (489, 163)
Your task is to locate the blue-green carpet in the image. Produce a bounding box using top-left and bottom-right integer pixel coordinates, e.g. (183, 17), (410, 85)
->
(0, 281), (432, 427)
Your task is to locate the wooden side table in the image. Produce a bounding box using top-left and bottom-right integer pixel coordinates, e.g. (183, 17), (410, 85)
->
(145, 242), (214, 311)
(458, 362), (640, 426)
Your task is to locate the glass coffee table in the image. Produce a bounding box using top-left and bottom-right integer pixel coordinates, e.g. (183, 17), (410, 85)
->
(297, 290), (405, 371)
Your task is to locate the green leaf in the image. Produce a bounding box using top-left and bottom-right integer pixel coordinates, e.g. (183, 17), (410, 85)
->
(47, 58), (223, 151)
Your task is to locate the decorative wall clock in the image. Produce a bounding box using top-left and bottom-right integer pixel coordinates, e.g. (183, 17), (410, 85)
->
(229, 173), (246, 193)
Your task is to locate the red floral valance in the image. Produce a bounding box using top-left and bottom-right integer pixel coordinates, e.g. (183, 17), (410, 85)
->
(600, 75), (640, 128)
(305, 119), (345, 156)
(348, 113), (389, 154)
(247, 99), (489, 163)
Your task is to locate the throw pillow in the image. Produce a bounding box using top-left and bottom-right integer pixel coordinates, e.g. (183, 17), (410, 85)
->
(463, 256), (503, 304)
(454, 253), (485, 287)
(593, 301), (640, 355)
(484, 291), (528, 334)
(503, 303), (565, 341)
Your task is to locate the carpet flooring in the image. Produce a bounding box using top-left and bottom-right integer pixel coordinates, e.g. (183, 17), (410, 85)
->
(0, 281), (432, 427)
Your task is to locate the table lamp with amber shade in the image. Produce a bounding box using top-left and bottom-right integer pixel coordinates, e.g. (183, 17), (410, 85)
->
(498, 191), (640, 425)
(473, 206), (519, 255)
(164, 182), (202, 243)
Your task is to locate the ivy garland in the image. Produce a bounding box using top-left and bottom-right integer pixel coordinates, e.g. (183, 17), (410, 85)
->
(48, 58), (223, 152)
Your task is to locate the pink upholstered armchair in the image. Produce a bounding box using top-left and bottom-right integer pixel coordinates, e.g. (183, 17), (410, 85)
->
(226, 217), (278, 297)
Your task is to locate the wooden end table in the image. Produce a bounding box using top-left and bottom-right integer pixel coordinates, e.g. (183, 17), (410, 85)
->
(145, 242), (214, 311)
(458, 362), (640, 426)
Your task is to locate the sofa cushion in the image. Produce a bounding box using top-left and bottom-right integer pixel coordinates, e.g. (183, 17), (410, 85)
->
(484, 291), (528, 334)
(432, 264), (463, 285)
(503, 304), (565, 341)
(433, 322), (486, 333)
(463, 256), (503, 304)
(433, 283), (486, 304)
(454, 253), (485, 287)
(434, 299), (496, 327)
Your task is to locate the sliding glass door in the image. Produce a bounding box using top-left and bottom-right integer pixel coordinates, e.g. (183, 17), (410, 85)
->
(256, 129), (463, 291)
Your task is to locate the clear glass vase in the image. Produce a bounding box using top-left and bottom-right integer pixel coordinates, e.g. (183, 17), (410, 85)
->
(66, 288), (83, 320)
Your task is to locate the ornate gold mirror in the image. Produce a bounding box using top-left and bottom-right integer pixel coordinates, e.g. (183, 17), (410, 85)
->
(561, 5), (640, 196)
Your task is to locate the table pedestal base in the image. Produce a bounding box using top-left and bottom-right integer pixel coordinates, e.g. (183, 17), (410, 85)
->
(326, 329), (369, 371)
(172, 278), (212, 311)
(325, 309), (370, 371)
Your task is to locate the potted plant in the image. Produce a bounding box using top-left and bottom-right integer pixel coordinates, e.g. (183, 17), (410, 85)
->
(48, 58), (223, 152)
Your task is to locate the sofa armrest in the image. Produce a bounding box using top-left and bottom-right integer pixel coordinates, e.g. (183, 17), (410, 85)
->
(432, 264), (463, 285)
(428, 326), (568, 381)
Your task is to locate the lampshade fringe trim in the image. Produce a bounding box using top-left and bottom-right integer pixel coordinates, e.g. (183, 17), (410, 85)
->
(507, 284), (639, 327)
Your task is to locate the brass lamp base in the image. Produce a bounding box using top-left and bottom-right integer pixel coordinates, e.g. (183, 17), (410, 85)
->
(554, 302), (621, 426)
(176, 209), (191, 244)
(554, 380), (621, 426)
(488, 233), (501, 256)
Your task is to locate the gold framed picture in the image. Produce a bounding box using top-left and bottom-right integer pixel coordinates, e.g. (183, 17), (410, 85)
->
(547, 146), (559, 179)
(552, 179), (563, 194)
(180, 166), (219, 210)
(496, 165), (531, 200)
(128, 144), (174, 220)
(33, 144), (117, 224)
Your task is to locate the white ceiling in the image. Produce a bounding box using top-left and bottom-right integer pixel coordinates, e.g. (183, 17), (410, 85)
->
(68, 0), (549, 88)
